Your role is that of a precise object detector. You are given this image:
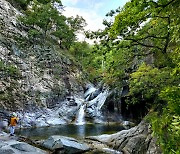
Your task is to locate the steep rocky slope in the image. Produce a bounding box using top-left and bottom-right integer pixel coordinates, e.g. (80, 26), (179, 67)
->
(0, 0), (85, 125)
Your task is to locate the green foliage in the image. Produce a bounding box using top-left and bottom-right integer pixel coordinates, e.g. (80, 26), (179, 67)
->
(14, 0), (31, 10)
(27, 29), (42, 39)
(19, 1), (60, 37)
(0, 61), (21, 79)
(69, 41), (91, 61)
(109, 0), (180, 68)
(160, 87), (180, 115)
(69, 42), (97, 81)
(148, 86), (180, 154)
(82, 0), (180, 152)
(67, 15), (87, 32)
(84, 0), (180, 98)
(14, 0), (62, 10)
(18, 0), (86, 49)
(52, 15), (86, 49)
(127, 63), (173, 104)
(5, 0), (180, 151)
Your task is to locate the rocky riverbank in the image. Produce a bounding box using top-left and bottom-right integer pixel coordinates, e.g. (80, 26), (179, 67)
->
(0, 121), (161, 154)
(85, 121), (162, 154)
(0, 132), (48, 154)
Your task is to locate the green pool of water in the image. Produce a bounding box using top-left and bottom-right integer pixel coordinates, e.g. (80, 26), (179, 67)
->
(17, 123), (125, 140)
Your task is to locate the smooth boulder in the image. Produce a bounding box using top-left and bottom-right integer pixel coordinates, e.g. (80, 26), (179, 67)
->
(42, 135), (90, 153)
(42, 136), (63, 150)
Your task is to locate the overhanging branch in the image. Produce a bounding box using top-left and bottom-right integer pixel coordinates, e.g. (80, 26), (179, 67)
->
(125, 38), (163, 50)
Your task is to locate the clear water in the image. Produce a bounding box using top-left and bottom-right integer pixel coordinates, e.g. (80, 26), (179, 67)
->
(17, 123), (125, 140)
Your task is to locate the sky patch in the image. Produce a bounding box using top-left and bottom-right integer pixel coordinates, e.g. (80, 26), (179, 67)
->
(61, 0), (129, 42)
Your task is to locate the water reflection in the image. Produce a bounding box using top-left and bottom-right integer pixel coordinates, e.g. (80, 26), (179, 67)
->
(76, 125), (85, 138)
(17, 124), (124, 140)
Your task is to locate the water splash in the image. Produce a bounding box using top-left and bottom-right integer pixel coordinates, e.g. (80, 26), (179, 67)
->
(75, 84), (109, 124)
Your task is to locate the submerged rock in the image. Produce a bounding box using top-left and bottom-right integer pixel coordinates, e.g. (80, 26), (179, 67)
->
(42, 135), (90, 153)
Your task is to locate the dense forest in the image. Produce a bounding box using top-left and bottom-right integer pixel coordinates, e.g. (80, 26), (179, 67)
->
(2, 0), (180, 153)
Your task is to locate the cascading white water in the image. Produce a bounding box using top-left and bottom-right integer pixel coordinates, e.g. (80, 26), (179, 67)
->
(97, 89), (109, 110)
(75, 84), (109, 124)
(76, 104), (86, 125)
(84, 84), (97, 100)
(88, 88), (109, 110)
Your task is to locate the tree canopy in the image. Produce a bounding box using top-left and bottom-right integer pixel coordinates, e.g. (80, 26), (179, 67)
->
(16, 0), (86, 49)
(75, 0), (180, 153)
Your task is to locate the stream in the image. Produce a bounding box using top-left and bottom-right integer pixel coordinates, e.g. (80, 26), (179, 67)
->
(17, 123), (125, 140)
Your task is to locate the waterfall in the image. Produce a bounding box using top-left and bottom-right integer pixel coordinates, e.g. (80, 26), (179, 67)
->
(88, 88), (109, 110)
(76, 104), (86, 125)
(97, 89), (109, 110)
(84, 84), (96, 100)
(85, 85), (109, 120)
(74, 84), (109, 124)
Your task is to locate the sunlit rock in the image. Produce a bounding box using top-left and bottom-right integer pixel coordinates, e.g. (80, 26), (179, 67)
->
(86, 121), (162, 154)
(42, 135), (90, 153)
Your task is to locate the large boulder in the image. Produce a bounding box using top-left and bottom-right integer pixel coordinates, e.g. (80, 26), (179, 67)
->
(86, 121), (162, 154)
(42, 135), (90, 153)
(122, 134), (148, 153)
(42, 136), (63, 151)
(0, 137), (47, 154)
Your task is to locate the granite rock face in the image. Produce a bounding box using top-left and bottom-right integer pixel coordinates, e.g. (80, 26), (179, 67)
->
(0, 0), (113, 127)
(86, 121), (162, 154)
(0, 0), (85, 124)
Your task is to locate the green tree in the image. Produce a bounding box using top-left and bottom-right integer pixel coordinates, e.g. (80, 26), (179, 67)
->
(20, 0), (61, 39)
(52, 15), (87, 49)
(149, 86), (180, 154)
(110, 0), (180, 66)
(82, 1), (180, 152)
(127, 63), (174, 104)
(19, 0), (86, 49)
(14, 0), (62, 10)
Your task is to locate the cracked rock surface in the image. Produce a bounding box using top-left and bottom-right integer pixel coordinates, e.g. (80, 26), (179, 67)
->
(0, 132), (47, 154)
(86, 121), (162, 154)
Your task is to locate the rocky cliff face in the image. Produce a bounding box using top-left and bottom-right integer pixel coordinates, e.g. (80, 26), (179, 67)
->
(0, 0), (85, 125)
